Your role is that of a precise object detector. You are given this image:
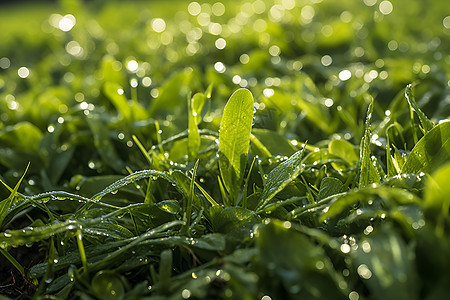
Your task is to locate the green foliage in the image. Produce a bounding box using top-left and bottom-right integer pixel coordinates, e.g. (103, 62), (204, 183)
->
(359, 99), (381, 187)
(402, 121), (450, 174)
(256, 148), (305, 212)
(0, 0), (449, 299)
(404, 84), (434, 133)
(218, 88), (254, 206)
(353, 225), (419, 300)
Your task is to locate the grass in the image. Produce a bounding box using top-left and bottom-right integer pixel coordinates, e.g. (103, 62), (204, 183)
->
(0, 0), (449, 299)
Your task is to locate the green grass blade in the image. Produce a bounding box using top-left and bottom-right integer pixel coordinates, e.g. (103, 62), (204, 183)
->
(1, 219), (82, 248)
(242, 157), (256, 209)
(328, 139), (359, 171)
(256, 148), (305, 212)
(405, 84), (434, 133)
(132, 134), (153, 166)
(386, 124), (398, 177)
(359, 99), (380, 187)
(218, 88), (254, 206)
(0, 162), (29, 229)
(194, 182), (219, 207)
(188, 93), (203, 160)
(181, 160), (199, 235)
(76, 230), (88, 271)
(250, 133), (272, 158)
(158, 249), (172, 293)
(217, 176), (229, 206)
(90, 170), (187, 201)
(75, 169), (190, 217)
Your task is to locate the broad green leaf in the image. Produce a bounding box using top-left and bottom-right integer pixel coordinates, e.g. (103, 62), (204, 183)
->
(318, 177), (343, 200)
(218, 88), (254, 205)
(402, 121), (450, 174)
(256, 148), (305, 212)
(301, 149), (344, 167)
(328, 139), (359, 171)
(156, 200), (180, 214)
(31, 87), (69, 127)
(359, 99), (380, 187)
(354, 225), (419, 300)
(0, 121), (42, 151)
(43, 145), (75, 186)
(405, 84), (434, 133)
(212, 207), (260, 239)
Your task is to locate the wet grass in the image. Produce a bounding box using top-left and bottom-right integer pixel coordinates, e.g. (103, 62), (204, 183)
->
(0, 0), (449, 299)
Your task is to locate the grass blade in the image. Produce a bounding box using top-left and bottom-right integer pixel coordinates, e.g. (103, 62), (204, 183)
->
(359, 99), (380, 187)
(0, 162), (29, 229)
(405, 84), (434, 133)
(181, 160), (199, 235)
(194, 182), (219, 207)
(242, 157), (256, 209)
(256, 148), (305, 212)
(188, 93), (203, 160)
